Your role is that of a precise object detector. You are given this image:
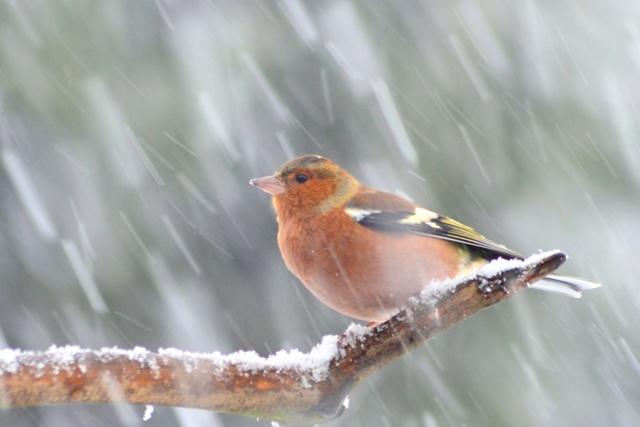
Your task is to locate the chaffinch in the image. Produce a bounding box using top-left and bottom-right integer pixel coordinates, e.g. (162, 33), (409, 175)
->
(250, 155), (600, 323)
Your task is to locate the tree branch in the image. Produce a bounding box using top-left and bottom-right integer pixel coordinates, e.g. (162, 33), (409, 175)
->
(0, 251), (566, 424)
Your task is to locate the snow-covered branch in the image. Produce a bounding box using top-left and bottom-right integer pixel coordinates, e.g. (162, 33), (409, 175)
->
(0, 251), (567, 424)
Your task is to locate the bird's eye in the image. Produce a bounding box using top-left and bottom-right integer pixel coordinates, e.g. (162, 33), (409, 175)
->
(295, 173), (308, 184)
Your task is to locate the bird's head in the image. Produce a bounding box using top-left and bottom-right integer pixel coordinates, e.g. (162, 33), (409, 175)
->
(250, 154), (360, 218)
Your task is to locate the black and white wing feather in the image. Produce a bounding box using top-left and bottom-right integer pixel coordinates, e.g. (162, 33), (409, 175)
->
(344, 189), (600, 298)
(346, 205), (522, 259)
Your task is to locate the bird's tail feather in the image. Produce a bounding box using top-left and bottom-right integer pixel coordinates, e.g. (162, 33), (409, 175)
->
(529, 275), (601, 298)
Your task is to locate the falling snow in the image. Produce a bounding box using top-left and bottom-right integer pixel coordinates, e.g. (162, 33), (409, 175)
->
(143, 405), (155, 422)
(1, 148), (58, 241)
(0, 1), (635, 427)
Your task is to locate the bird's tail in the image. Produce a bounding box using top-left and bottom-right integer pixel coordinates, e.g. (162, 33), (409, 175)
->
(529, 275), (601, 298)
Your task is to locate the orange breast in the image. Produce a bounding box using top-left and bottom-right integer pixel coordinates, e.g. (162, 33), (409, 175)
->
(277, 210), (461, 322)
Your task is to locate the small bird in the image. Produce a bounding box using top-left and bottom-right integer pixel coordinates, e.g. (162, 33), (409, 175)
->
(250, 155), (600, 323)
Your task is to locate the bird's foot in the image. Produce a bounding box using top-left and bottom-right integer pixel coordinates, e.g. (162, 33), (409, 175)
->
(478, 275), (509, 296)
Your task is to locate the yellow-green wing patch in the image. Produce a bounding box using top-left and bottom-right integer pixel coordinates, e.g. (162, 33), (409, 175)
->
(347, 206), (523, 260)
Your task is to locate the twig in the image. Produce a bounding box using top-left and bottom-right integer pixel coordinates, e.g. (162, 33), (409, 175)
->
(0, 251), (567, 425)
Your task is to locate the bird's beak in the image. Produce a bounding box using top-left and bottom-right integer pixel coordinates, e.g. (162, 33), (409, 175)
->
(249, 175), (285, 195)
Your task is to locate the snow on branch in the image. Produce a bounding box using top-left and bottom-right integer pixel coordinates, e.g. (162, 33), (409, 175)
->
(0, 251), (567, 424)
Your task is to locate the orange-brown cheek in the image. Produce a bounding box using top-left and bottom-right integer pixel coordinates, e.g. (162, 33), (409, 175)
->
(293, 181), (335, 205)
(273, 180), (337, 220)
(301, 181), (337, 208)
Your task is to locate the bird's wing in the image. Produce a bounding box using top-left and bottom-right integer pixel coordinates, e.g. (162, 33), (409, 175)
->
(345, 189), (523, 260)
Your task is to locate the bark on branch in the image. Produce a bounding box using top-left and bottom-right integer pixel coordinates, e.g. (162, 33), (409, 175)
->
(0, 251), (567, 425)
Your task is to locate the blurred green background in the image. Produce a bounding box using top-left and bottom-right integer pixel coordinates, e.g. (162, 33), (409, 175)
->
(0, 1), (638, 426)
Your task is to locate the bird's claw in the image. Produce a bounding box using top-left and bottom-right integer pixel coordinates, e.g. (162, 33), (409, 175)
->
(478, 276), (509, 296)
